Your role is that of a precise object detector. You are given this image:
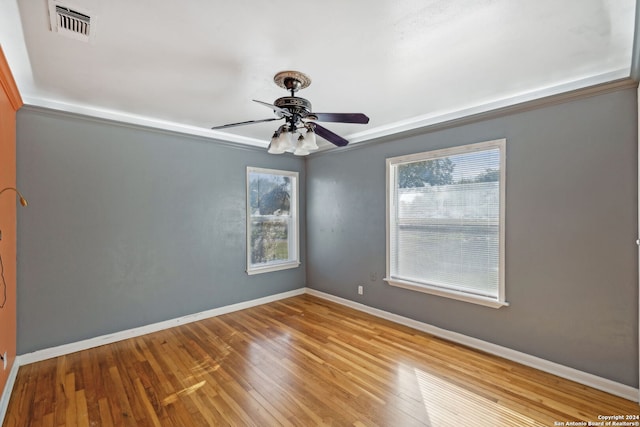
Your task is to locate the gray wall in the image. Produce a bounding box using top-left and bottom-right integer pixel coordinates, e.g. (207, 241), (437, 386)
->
(307, 87), (639, 387)
(14, 87), (639, 387)
(17, 108), (306, 354)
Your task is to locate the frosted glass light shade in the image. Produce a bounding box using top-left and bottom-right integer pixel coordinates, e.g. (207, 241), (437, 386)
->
(293, 141), (310, 156)
(267, 127), (316, 155)
(279, 131), (295, 152)
(268, 130), (295, 154)
(300, 129), (318, 150)
(268, 132), (287, 154)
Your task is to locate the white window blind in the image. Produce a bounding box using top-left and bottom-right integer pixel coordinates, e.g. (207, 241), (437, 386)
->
(386, 139), (506, 307)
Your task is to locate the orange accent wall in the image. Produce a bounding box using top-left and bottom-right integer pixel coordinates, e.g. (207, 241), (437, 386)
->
(0, 46), (23, 394)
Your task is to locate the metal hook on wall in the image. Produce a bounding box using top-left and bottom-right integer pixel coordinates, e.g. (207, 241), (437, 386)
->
(0, 186), (27, 309)
(0, 187), (27, 206)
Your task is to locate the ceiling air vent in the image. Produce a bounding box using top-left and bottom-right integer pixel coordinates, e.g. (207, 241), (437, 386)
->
(48, 1), (94, 42)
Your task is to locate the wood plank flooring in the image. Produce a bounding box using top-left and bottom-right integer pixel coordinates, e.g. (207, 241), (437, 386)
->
(3, 294), (639, 426)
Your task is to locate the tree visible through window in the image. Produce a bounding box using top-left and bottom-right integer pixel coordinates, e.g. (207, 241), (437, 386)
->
(386, 139), (507, 308)
(398, 158), (455, 187)
(247, 167), (299, 274)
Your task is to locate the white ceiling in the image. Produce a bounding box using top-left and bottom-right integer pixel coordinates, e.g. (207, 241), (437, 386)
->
(0, 0), (637, 150)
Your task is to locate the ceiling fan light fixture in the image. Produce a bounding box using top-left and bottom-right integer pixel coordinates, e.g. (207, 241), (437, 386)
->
(267, 131), (287, 154)
(267, 127), (294, 154)
(213, 71), (369, 156)
(276, 129), (295, 153)
(300, 128), (318, 150)
(293, 136), (310, 156)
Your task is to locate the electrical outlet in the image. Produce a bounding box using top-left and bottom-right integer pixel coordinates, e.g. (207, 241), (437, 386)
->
(358, 285), (363, 295)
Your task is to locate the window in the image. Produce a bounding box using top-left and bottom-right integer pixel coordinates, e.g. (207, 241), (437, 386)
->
(385, 139), (507, 308)
(246, 167), (299, 275)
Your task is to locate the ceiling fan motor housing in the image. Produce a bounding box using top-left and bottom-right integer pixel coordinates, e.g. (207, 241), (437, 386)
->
(274, 96), (312, 116)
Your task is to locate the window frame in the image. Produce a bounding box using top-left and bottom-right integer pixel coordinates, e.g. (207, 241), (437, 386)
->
(246, 167), (300, 275)
(384, 139), (508, 308)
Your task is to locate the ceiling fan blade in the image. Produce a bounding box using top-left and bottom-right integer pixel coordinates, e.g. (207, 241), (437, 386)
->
(312, 123), (349, 147)
(309, 112), (369, 124)
(211, 117), (281, 130)
(252, 99), (292, 117)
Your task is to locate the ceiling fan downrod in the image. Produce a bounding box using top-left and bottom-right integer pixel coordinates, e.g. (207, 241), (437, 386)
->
(283, 77), (302, 96)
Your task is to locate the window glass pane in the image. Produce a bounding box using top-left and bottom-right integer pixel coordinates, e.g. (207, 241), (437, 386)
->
(250, 218), (290, 264)
(249, 173), (291, 216)
(388, 142), (504, 301)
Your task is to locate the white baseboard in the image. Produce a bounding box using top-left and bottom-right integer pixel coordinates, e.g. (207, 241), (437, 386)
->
(18, 288), (305, 366)
(0, 359), (21, 426)
(306, 288), (640, 403)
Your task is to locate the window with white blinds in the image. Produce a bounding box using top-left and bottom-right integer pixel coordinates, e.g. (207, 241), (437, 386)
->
(385, 139), (507, 308)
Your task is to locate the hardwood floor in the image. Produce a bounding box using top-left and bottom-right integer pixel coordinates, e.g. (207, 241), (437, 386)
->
(3, 294), (639, 426)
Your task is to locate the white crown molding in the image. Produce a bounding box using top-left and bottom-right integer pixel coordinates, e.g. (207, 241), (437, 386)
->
(21, 96), (270, 148)
(16, 70), (636, 155)
(346, 69), (632, 145)
(310, 71), (638, 157)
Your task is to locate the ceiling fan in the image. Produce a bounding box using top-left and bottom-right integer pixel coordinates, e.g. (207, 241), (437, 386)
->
(211, 71), (369, 155)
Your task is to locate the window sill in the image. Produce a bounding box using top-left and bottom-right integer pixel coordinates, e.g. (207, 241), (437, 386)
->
(384, 278), (509, 309)
(247, 261), (300, 276)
